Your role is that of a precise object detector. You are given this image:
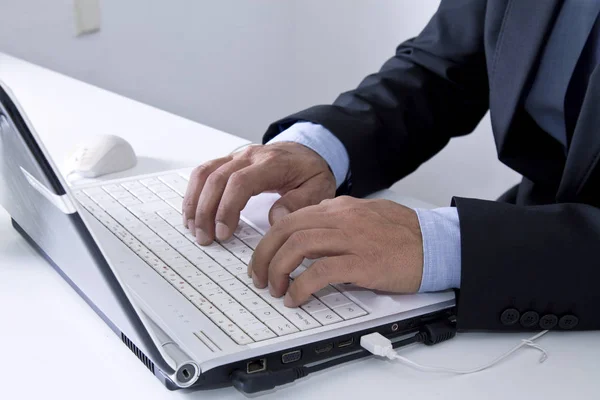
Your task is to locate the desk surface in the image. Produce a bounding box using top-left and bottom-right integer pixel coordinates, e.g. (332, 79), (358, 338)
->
(1, 53), (598, 400)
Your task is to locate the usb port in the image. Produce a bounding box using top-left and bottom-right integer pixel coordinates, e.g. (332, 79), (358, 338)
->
(337, 337), (354, 348)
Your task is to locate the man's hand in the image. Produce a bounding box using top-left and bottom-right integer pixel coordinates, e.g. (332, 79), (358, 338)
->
(250, 196), (424, 307)
(183, 142), (336, 245)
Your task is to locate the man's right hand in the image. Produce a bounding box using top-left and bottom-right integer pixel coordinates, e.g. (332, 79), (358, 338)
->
(182, 142), (336, 245)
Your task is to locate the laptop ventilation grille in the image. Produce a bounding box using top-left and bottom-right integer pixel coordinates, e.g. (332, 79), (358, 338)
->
(121, 333), (155, 374)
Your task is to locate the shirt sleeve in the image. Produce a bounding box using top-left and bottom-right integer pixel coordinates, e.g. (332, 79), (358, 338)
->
(415, 207), (462, 292)
(267, 121), (350, 188)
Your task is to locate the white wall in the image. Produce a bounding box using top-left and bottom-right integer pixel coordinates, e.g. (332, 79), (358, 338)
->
(0, 0), (520, 206)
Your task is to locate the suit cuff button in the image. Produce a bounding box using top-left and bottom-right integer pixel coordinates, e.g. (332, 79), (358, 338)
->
(500, 308), (520, 326)
(519, 311), (540, 328)
(558, 314), (578, 330)
(539, 314), (558, 330)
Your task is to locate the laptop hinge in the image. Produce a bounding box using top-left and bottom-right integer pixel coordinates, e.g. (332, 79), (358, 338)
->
(20, 166), (76, 214)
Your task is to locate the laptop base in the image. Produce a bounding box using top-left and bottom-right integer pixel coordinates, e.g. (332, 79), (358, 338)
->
(13, 217), (456, 393)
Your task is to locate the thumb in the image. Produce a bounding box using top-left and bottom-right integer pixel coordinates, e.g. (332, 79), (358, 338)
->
(268, 175), (335, 225)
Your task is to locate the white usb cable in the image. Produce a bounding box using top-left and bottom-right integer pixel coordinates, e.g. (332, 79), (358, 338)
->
(360, 330), (549, 374)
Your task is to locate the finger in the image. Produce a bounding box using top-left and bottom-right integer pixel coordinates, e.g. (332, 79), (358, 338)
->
(215, 160), (301, 241)
(251, 205), (335, 287)
(182, 157), (231, 228)
(268, 172), (336, 225)
(268, 228), (349, 297)
(285, 255), (359, 307)
(194, 157), (250, 244)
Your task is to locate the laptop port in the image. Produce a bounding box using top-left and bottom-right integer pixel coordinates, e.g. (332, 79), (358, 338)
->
(281, 350), (302, 364)
(337, 337), (355, 348)
(315, 343), (334, 354)
(246, 359), (267, 374)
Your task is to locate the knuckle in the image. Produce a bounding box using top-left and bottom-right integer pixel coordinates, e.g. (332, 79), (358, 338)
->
(206, 170), (228, 187)
(191, 164), (212, 181)
(312, 261), (332, 280)
(289, 230), (309, 248)
(228, 170), (248, 189)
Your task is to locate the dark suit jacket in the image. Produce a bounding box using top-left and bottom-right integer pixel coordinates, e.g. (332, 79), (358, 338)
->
(263, 0), (600, 331)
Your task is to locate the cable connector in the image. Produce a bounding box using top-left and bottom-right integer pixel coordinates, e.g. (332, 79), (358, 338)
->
(360, 332), (397, 359)
(360, 330), (550, 375)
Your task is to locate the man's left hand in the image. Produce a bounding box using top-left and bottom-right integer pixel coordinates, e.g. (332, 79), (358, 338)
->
(249, 196), (424, 307)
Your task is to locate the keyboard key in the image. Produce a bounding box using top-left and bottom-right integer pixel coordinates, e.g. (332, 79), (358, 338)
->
(319, 292), (352, 309)
(239, 319), (267, 334)
(253, 306), (280, 321)
(220, 278), (246, 293)
(198, 302), (221, 316)
(140, 178), (162, 187)
(229, 246), (253, 261)
(121, 181), (145, 191)
(157, 190), (181, 200)
(240, 236), (261, 250)
(312, 309), (343, 325)
(225, 307), (258, 325)
(214, 254), (244, 267)
(224, 263), (247, 276)
(219, 237), (246, 250)
(207, 269), (233, 282)
(235, 272), (253, 285)
(269, 297), (293, 314)
(211, 295), (239, 311)
(146, 182), (172, 194)
(229, 287), (258, 302)
(107, 189), (134, 200)
(240, 296), (268, 311)
(284, 309), (321, 330)
(300, 297), (329, 315)
(165, 196), (183, 212)
(248, 327), (276, 341)
(313, 285), (338, 299)
(188, 277), (218, 293)
(333, 304), (367, 320)
(230, 330), (254, 345)
(188, 293), (209, 309)
(195, 261), (225, 274)
(264, 318), (299, 336)
(157, 209), (181, 225)
(137, 193), (161, 203)
(158, 174), (188, 195)
(234, 226), (260, 240)
(128, 187), (153, 197)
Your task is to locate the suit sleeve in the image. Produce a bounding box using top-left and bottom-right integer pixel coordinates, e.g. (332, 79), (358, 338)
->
(263, 0), (490, 197)
(454, 197), (600, 331)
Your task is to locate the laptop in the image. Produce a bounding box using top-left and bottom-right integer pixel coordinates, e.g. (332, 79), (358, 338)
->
(0, 81), (456, 392)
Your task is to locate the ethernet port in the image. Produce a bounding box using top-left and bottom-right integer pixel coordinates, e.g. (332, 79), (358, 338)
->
(246, 358), (267, 374)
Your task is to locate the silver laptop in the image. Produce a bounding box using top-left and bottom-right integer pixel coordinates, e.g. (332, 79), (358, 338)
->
(0, 82), (455, 392)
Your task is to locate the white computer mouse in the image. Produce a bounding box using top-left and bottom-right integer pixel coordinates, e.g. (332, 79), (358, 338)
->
(65, 134), (137, 178)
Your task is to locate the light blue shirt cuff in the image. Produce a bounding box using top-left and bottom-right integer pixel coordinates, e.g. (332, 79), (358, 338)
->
(415, 207), (462, 292)
(267, 121), (350, 188)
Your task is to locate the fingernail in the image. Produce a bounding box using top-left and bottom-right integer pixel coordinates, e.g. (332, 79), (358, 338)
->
(284, 292), (294, 308)
(252, 273), (265, 289)
(215, 222), (230, 241)
(195, 229), (211, 245)
(271, 206), (290, 223)
(187, 219), (194, 231)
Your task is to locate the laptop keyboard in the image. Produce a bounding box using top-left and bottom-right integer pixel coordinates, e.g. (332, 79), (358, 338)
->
(73, 173), (368, 345)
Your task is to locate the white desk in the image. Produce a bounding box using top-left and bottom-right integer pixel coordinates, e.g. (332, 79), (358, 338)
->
(1, 53), (598, 400)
